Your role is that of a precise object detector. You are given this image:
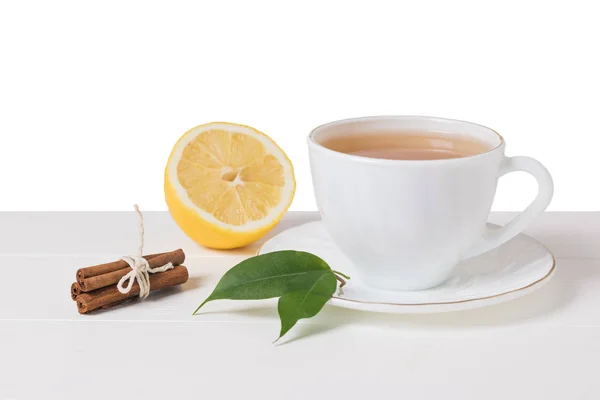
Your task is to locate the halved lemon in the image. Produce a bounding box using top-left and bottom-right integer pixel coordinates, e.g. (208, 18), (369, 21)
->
(164, 122), (295, 249)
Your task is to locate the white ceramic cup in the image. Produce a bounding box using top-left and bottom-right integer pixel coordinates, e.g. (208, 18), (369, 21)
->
(308, 116), (554, 291)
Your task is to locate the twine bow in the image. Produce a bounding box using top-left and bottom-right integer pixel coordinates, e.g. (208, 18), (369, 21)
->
(117, 204), (174, 299)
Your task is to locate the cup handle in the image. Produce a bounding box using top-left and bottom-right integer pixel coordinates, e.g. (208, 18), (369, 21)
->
(465, 155), (554, 259)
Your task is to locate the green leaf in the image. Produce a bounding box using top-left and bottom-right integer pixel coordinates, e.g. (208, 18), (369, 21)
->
(194, 250), (331, 314)
(276, 269), (337, 341)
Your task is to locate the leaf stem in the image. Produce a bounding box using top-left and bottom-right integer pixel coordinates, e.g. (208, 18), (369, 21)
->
(332, 270), (351, 280)
(333, 272), (347, 288)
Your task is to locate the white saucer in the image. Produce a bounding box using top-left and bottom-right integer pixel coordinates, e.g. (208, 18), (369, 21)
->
(259, 221), (556, 314)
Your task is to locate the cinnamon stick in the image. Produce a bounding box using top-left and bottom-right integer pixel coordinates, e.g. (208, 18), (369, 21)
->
(71, 282), (83, 300)
(76, 250), (183, 284)
(77, 249), (186, 292)
(76, 265), (189, 314)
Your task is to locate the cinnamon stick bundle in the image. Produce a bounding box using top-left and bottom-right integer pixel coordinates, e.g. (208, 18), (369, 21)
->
(76, 265), (189, 314)
(76, 249), (185, 292)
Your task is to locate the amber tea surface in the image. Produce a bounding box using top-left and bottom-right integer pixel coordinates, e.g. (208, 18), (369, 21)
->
(320, 132), (492, 160)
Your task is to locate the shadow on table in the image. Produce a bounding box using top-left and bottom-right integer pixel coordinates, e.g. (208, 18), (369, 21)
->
(189, 213), (321, 257)
(282, 258), (598, 344)
(196, 304), (344, 346)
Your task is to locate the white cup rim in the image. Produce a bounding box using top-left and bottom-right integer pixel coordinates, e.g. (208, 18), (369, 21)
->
(308, 115), (505, 165)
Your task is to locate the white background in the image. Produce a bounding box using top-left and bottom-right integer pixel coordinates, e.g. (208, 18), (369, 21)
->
(0, 0), (598, 211)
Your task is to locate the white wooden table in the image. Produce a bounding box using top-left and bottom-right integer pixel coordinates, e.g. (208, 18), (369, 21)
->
(0, 212), (598, 399)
